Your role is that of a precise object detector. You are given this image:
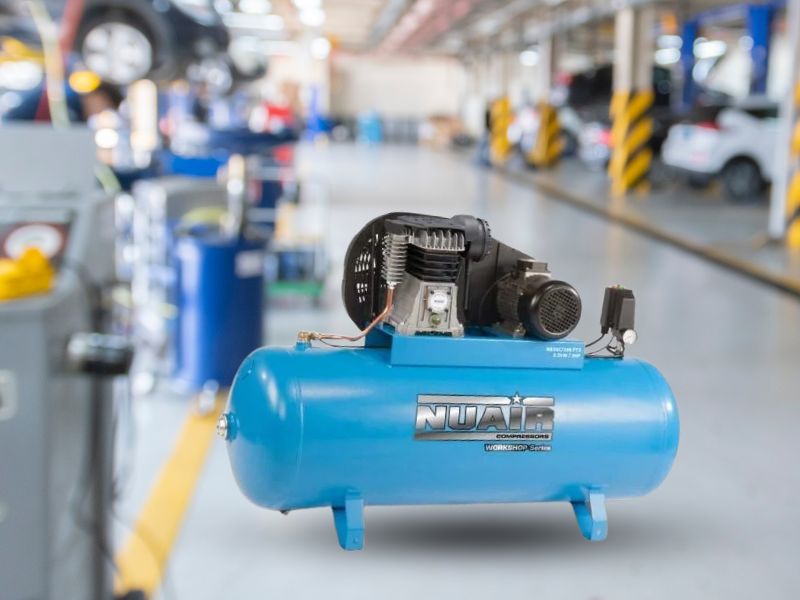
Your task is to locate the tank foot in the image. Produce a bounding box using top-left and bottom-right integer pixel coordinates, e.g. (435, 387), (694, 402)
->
(571, 490), (607, 541)
(332, 491), (364, 551)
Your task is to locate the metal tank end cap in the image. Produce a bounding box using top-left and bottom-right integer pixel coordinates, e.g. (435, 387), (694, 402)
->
(217, 413), (232, 440)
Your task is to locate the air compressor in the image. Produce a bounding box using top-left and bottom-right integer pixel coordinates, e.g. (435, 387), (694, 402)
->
(219, 213), (679, 550)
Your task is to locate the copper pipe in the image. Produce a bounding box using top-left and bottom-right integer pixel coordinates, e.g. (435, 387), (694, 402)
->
(299, 287), (395, 344)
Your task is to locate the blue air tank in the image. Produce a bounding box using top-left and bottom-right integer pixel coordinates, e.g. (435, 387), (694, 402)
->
(221, 330), (679, 548)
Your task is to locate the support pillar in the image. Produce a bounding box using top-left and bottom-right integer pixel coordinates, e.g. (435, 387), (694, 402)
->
(769, 0), (800, 247)
(528, 36), (563, 169)
(747, 5), (774, 96)
(609, 6), (655, 196)
(489, 95), (513, 165)
(488, 51), (512, 165)
(679, 20), (698, 113)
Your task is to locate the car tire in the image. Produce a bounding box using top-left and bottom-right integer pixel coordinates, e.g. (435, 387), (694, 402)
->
(721, 158), (764, 202)
(561, 131), (578, 156)
(76, 12), (165, 85)
(687, 174), (711, 190)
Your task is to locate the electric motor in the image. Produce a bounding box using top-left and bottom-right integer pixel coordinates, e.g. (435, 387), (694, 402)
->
(495, 258), (582, 340)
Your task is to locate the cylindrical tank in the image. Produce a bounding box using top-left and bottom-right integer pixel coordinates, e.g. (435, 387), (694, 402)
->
(173, 232), (265, 391)
(224, 344), (679, 512)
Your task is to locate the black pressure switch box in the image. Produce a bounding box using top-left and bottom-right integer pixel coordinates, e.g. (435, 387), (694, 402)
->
(600, 286), (635, 335)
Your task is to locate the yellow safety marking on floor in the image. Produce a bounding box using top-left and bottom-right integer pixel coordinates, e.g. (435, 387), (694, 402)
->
(114, 396), (226, 597)
(609, 89), (654, 197)
(528, 102), (563, 168)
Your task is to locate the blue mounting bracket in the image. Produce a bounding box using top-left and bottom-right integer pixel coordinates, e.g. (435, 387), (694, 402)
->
(366, 326), (585, 370)
(332, 491), (365, 550)
(571, 490), (608, 541)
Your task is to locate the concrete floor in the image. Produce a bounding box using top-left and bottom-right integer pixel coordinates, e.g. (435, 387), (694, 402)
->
(524, 157), (800, 285)
(123, 144), (800, 600)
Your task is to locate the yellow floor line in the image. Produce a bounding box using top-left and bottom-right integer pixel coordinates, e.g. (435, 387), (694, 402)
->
(115, 396), (225, 597)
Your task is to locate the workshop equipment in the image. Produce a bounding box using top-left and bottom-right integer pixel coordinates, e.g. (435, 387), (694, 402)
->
(221, 213), (679, 550)
(172, 156), (266, 392)
(0, 161), (132, 599)
(126, 176), (229, 390)
(173, 231), (265, 391)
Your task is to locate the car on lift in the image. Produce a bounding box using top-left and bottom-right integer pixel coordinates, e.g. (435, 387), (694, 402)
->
(74, 0), (230, 86)
(560, 64), (675, 161)
(661, 98), (779, 201)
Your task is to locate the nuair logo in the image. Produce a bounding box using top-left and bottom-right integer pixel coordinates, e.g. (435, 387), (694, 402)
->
(414, 393), (555, 441)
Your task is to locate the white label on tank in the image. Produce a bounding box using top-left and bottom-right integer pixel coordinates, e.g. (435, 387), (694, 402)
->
(235, 250), (264, 278)
(0, 371), (17, 422)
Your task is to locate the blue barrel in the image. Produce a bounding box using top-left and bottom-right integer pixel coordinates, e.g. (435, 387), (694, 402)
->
(174, 232), (265, 391)
(222, 330), (679, 548)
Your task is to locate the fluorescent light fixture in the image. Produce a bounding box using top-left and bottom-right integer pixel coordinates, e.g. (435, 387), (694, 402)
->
(519, 49), (539, 67)
(299, 7), (326, 27)
(95, 128), (119, 150)
(264, 41), (299, 55)
(0, 61), (43, 91)
(655, 48), (680, 65)
(293, 0), (321, 9)
(214, 0), (233, 13)
(657, 34), (682, 49)
(694, 40), (726, 59)
(223, 12), (284, 30)
(310, 36), (331, 60)
(238, 0), (272, 14)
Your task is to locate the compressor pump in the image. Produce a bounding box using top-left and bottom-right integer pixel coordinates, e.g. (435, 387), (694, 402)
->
(220, 213), (679, 550)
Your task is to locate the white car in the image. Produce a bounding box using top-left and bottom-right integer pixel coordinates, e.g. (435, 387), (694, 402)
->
(661, 102), (779, 200)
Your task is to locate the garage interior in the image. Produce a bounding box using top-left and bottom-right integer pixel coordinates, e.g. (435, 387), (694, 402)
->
(0, 1), (798, 599)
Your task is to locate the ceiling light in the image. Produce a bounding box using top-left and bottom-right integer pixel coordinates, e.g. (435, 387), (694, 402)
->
(264, 41), (299, 56)
(293, 0), (321, 10)
(519, 49), (539, 67)
(310, 36), (331, 60)
(299, 7), (325, 27)
(238, 0), (271, 14)
(694, 40), (727, 59)
(223, 12), (284, 30)
(658, 34), (682, 49)
(214, 0), (233, 13)
(655, 48), (680, 65)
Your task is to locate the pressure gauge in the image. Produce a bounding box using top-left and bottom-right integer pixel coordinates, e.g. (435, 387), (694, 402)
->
(427, 290), (450, 314)
(4, 224), (65, 259)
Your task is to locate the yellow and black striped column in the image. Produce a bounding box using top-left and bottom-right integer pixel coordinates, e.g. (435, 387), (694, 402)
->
(489, 96), (513, 165)
(786, 83), (800, 248)
(528, 102), (563, 168)
(608, 88), (655, 197)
